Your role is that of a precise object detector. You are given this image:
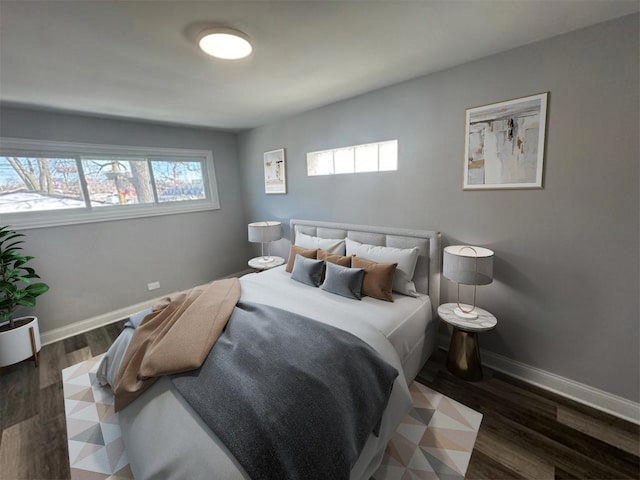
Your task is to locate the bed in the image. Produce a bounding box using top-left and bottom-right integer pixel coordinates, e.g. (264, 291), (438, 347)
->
(99, 219), (441, 479)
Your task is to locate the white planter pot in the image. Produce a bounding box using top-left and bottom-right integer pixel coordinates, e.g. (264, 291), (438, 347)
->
(0, 316), (41, 367)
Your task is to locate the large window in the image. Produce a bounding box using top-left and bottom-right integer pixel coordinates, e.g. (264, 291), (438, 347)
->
(0, 138), (219, 229)
(307, 140), (398, 176)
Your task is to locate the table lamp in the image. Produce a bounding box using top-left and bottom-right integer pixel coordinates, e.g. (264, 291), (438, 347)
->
(248, 221), (281, 263)
(443, 245), (494, 319)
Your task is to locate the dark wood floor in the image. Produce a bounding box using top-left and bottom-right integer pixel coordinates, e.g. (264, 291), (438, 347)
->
(418, 350), (640, 479)
(0, 322), (638, 479)
(0, 320), (127, 480)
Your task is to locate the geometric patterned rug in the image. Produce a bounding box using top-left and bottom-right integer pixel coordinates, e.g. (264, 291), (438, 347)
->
(63, 357), (481, 480)
(62, 355), (133, 480)
(373, 382), (483, 479)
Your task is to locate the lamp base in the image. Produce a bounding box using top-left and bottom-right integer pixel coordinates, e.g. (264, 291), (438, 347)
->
(258, 256), (275, 263)
(454, 307), (478, 320)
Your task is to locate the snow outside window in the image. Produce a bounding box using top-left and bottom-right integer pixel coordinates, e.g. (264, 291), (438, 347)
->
(0, 138), (219, 229)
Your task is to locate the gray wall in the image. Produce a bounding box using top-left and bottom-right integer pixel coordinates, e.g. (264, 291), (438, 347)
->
(238, 14), (639, 401)
(0, 107), (249, 333)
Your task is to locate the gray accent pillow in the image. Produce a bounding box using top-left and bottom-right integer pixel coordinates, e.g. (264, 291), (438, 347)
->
(320, 261), (365, 300)
(291, 254), (324, 287)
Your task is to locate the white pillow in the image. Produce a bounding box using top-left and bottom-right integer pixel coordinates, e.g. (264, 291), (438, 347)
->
(346, 238), (419, 296)
(295, 232), (346, 255)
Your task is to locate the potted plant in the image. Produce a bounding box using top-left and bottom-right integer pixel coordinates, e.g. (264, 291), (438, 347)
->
(0, 225), (49, 367)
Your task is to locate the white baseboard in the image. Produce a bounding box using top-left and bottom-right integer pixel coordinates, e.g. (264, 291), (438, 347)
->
(40, 269), (252, 346)
(40, 296), (164, 346)
(437, 334), (640, 425)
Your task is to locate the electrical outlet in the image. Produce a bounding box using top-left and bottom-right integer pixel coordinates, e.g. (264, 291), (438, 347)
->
(147, 281), (160, 291)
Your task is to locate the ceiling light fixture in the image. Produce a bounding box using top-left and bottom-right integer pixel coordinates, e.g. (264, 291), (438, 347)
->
(198, 28), (252, 60)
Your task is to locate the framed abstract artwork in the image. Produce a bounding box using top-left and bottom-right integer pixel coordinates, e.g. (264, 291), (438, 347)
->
(264, 148), (286, 194)
(463, 92), (548, 190)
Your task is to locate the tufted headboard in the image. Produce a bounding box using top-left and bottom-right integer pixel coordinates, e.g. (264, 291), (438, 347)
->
(290, 219), (441, 311)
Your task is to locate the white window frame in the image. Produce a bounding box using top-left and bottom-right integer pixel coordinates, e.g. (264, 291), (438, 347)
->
(306, 139), (398, 177)
(0, 137), (220, 230)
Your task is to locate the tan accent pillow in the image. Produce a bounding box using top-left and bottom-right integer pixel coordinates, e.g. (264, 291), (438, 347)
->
(318, 249), (353, 281)
(286, 246), (318, 273)
(317, 249), (352, 267)
(351, 256), (398, 302)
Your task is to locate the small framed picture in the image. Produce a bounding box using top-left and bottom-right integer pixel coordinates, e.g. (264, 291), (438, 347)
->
(464, 92), (548, 190)
(264, 148), (286, 194)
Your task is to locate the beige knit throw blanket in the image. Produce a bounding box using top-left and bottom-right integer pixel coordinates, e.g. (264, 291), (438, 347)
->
(113, 277), (241, 411)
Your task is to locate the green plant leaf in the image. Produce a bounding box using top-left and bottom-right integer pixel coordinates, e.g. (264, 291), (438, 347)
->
(6, 253), (27, 261)
(1, 248), (23, 260)
(2, 241), (24, 251)
(0, 310), (16, 321)
(6, 271), (25, 281)
(0, 298), (15, 308)
(10, 252), (26, 258)
(0, 232), (24, 245)
(0, 284), (18, 295)
(16, 296), (36, 307)
(12, 289), (27, 299)
(25, 283), (49, 296)
(21, 271), (40, 279)
(13, 256), (35, 266)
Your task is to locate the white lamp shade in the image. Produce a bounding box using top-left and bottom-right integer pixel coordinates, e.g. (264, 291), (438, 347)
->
(443, 245), (494, 285)
(248, 221), (281, 243)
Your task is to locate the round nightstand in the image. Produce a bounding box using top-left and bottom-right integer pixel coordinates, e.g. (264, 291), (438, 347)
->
(248, 256), (285, 271)
(438, 303), (497, 382)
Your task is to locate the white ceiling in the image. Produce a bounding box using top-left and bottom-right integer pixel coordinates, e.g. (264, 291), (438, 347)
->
(1, 1), (637, 130)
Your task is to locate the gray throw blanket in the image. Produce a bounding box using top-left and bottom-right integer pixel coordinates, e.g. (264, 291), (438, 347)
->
(170, 301), (398, 480)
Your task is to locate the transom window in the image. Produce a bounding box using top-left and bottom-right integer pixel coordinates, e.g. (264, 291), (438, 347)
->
(0, 138), (220, 229)
(307, 140), (398, 176)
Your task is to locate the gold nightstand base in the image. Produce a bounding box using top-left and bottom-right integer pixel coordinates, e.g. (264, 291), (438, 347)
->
(447, 328), (483, 381)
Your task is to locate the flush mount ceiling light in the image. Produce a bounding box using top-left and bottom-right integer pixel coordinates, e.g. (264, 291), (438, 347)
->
(198, 28), (252, 60)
